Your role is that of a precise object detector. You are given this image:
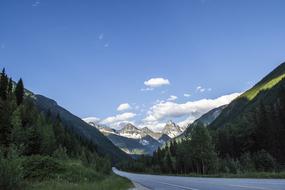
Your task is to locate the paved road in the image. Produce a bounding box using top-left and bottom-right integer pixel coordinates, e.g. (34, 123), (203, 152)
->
(113, 168), (285, 190)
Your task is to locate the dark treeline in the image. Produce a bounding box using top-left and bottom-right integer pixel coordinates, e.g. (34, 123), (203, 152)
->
(0, 69), (111, 189)
(118, 85), (285, 175)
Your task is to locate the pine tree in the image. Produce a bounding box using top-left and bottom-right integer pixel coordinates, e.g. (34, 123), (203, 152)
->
(0, 68), (8, 100)
(170, 140), (177, 156)
(190, 124), (218, 174)
(53, 114), (65, 145)
(14, 79), (24, 105)
(165, 153), (173, 173)
(0, 99), (13, 151)
(11, 108), (25, 150)
(7, 78), (13, 97)
(25, 125), (42, 155)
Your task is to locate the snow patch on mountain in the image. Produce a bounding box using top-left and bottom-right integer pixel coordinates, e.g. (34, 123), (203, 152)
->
(161, 120), (183, 138)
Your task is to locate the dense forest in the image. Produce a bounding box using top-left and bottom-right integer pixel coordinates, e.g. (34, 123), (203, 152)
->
(0, 69), (130, 190)
(118, 63), (285, 177)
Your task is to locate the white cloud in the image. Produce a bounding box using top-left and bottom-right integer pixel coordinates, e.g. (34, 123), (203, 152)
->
(178, 116), (195, 129)
(82, 117), (100, 124)
(141, 92), (241, 131)
(167, 95), (178, 101)
(196, 86), (206, 93)
(137, 121), (166, 132)
(117, 103), (131, 111)
(184, 93), (191, 97)
(100, 112), (136, 128)
(144, 78), (170, 88)
(32, 0), (40, 7)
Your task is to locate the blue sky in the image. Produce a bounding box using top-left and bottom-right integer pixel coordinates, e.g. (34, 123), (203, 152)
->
(1, 0), (285, 131)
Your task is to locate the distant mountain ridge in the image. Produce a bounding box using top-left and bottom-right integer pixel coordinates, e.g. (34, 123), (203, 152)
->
(182, 105), (227, 136)
(93, 124), (164, 155)
(83, 118), (185, 140)
(82, 119), (184, 155)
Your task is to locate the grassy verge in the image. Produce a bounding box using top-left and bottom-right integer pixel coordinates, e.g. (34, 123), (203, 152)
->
(19, 156), (133, 190)
(27, 174), (133, 190)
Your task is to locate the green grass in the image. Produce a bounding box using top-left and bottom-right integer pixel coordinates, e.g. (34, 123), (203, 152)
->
(26, 174), (133, 190)
(241, 73), (285, 100)
(21, 156), (133, 190)
(22, 156), (104, 183)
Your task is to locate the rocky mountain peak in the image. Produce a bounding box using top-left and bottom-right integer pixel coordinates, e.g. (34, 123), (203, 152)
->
(162, 121), (182, 138)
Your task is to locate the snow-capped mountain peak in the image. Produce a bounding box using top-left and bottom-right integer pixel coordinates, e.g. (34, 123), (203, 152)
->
(162, 120), (182, 138)
(118, 123), (142, 139)
(82, 117), (100, 127)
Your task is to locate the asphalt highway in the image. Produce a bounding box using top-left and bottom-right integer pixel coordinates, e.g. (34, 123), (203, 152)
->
(113, 168), (285, 190)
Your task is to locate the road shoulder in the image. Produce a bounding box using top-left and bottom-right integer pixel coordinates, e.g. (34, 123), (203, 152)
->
(129, 182), (151, 190)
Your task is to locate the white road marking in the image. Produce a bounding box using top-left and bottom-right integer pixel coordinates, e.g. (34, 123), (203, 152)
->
(229, 184), (273, 190)
(157, 181), (199, 190)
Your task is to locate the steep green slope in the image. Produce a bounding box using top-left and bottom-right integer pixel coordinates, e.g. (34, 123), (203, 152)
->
(242, 63), (285, 100)
(34, 95), (129, 162)
(210, 62), (285, 162)
(211, 62), (285, 129)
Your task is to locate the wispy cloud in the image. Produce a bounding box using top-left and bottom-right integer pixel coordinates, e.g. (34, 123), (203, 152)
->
(32, 0), (40, 7)
(167, 95), (178, 101)
(196, 86), (206, 93)
(141, 87), (154, 91)
(104, 43), (109, 48)
(184, 93), (191, 97)
(98, 33), (104, 40)
(196, 86), (212, 93)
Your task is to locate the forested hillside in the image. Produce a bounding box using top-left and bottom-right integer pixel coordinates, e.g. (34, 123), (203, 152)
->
(118, 62), (285, 177)
(34, 95), (129, 163)
(0, 69), (131, 190)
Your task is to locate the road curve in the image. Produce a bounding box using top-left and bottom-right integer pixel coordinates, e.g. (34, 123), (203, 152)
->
(113, 168), (285, 190)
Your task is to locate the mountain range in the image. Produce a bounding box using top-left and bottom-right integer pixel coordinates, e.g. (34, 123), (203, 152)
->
(82, 120), (182, 155)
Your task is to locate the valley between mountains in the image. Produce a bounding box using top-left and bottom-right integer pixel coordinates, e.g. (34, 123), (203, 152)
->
(83, 106), (225, 156)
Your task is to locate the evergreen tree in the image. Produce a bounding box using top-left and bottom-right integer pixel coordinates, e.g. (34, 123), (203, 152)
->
(165, 153), (173, 173)
(0, 100), (12, 150)
(0, 68), (8, 100)
(170, 140), (177, 156)
(7, 78), (13, 97)
(53, 114), (65, 145)
(190, 124), (218, 174)
(10, 108), (25, 152)
(14, 79), (24, 105)
(25, 125), (42, 155)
